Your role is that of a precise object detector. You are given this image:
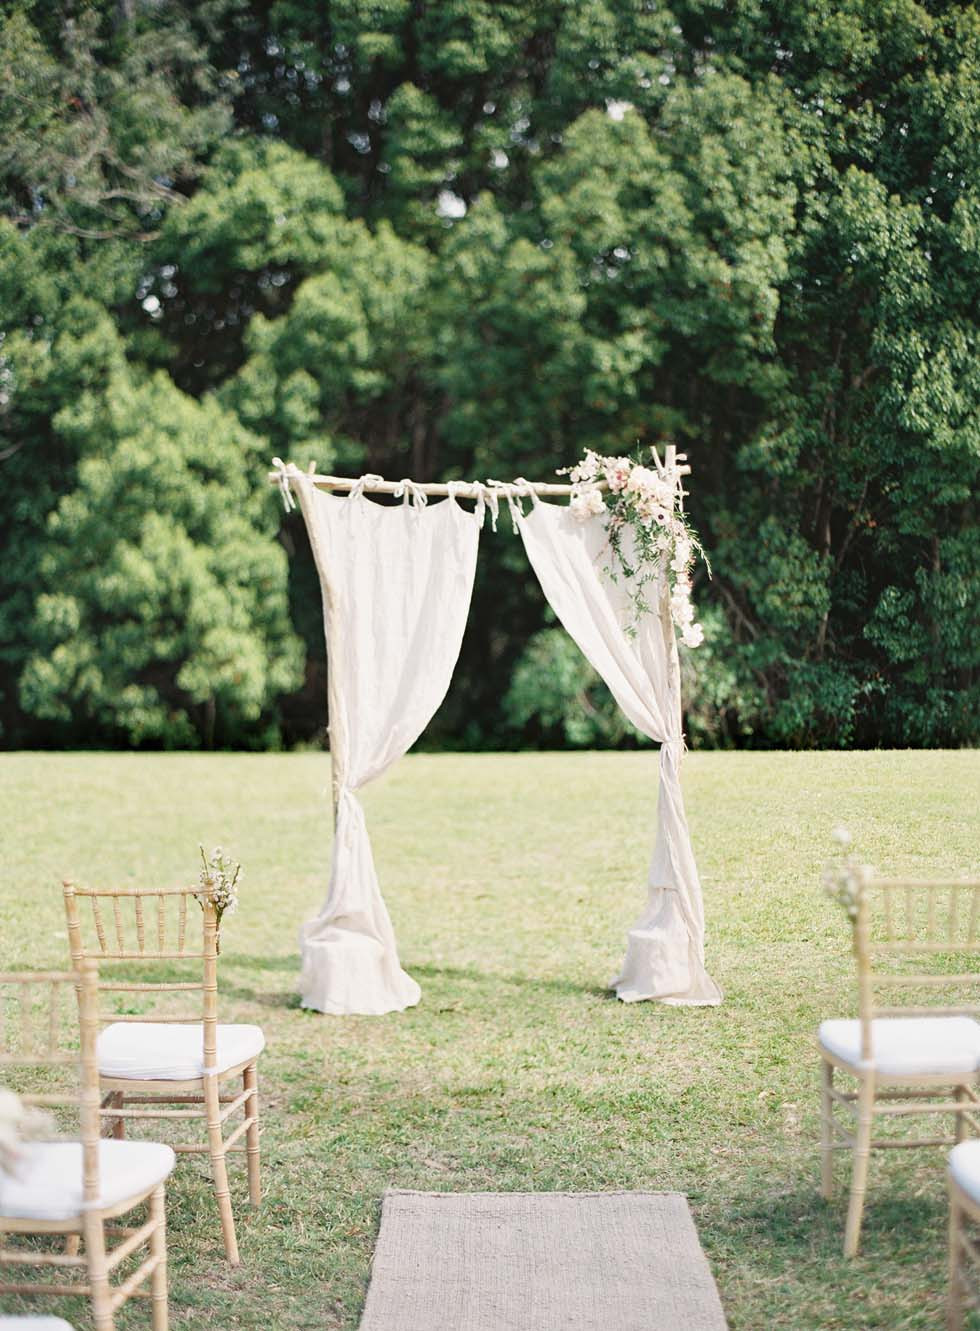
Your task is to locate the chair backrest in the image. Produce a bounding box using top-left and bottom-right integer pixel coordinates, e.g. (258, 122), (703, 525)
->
(854, 877), (980, 1060)
(63, 882), (221, 1072)
(0, 958), (100, 1204)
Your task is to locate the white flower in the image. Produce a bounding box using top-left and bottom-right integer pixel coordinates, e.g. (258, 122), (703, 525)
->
(634, 494), (671, 526)
(197, 846), (241, 933)
(625, 465), (659, 498)
(603, 457), (632, 493)
(823, 849), (870, 922)
(570, 486), (604, 520)
(651, 477), (675, 508)
(670, 540), (692, 573)
(0, 1088), (55, 1177)
(626, 465), (674, 510)
(681, 622), (704, 648)
(673, 594), (699, 632)
(569, 450), (600, 484)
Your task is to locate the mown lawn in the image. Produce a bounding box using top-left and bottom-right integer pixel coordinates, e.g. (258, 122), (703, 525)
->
(1, 749), (978, 1329)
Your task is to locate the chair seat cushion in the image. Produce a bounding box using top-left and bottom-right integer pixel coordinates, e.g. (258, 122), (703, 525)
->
(818, 1016), (980, 1078)
(97, 1021), (265, 1081)
(0, 1319), (78, 1329)
(950, 1140), (980, 1202)
(0, 1139), (175, 1222)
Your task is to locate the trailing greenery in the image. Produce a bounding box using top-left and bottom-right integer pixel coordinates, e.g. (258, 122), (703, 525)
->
(1, 1), (977, 749)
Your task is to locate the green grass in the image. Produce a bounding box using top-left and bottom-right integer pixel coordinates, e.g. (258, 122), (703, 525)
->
(1, 749), (978, 1329)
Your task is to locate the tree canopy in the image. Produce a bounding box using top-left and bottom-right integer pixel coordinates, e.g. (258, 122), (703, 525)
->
(1, 0), (977, 749)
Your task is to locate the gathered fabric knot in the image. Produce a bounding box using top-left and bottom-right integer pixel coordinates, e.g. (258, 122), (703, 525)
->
(271, 457), (298, 512)
(484, 480), (516, 532)
(349, 473), (386, 501)
(393, 478), (429, 508)
(486, 478), (535, 533)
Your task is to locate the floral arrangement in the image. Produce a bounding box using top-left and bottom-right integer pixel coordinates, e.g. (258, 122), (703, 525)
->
(561, 448), (706, 646)
(196, 846), (241, 948)
(0, 1087), (55, 1177)
(822, 826), (871, 926)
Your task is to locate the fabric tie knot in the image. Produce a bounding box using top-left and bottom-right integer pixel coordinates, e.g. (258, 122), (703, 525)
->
(350, 473), (386, 501)
(271, 457), (298, 512)
(393, 478), (429, 508)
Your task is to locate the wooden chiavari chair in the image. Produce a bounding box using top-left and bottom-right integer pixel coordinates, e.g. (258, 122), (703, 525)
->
(63, 882), (263, 1266)
(946, 1136), (980, 1329)
(0, 959), (173, 1330)
(819, 876), (980, 1256)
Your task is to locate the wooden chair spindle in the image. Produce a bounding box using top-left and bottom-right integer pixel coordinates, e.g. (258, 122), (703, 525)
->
(135, 895), (145, 954)
(91, 896), (107, 953)
(113, 895), (125, 953)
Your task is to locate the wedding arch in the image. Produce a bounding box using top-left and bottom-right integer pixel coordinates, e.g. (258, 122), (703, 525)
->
(270, 448), (722, 1017)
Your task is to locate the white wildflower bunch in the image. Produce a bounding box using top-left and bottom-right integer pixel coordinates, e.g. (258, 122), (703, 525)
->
(558, 447), (708, 643)
(196, 846), (241, 946)
(0, 1087), (55, 1178)
(822, 827), (870, 926)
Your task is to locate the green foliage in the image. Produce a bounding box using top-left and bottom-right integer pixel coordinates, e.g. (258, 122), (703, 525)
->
(0, 0), (977, 749)
(0, 5), (230, 239)
(505, 627), (648, 748)
(19, 373), (303, 747)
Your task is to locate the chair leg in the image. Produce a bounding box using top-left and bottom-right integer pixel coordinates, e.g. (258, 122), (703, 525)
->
(111, 1090), (125, 1139)
(844, 1072), (875, 1258)
(150, 1183), (169, 1331)
(820, 1059), (834, 1199)
(205, 1077), (239, 1265)
(82, 1209), (113, 1331)
(948, 1183), (965, 1331)
(955, 1085), (969, 1144)
(244, 1062), (261, 1207)
(65, 1232), (81, 1257)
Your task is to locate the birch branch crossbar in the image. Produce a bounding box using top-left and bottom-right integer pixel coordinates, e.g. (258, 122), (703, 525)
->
(266, 445), (691, 502)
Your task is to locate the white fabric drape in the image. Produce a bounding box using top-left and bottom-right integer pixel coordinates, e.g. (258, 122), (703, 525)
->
(293, 474), (482, 1015)
(514, 495), (721, 1006)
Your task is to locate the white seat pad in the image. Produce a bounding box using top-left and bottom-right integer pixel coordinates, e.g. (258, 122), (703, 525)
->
(0, 1139), (175, 1222)
(98, 1021), (265, 1081)
(0, 1319), (78, 1329)
(950, 1140), (980, 1202)
(819, 1016), (980, 1078)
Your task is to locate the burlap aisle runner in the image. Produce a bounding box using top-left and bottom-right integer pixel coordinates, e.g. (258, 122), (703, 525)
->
(357, 1190), (728, 1331)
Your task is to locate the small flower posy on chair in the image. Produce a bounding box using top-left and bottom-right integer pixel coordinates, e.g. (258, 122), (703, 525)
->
(822, 825), (871, 926)
(0, 1087), (54, 1178)
(196, 845), (241, 950)
(561, 447), (707, 645)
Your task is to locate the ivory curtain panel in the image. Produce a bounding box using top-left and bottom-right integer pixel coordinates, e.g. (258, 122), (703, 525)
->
(514, 495), (721, 1006)
(292, 474), (482, 1015)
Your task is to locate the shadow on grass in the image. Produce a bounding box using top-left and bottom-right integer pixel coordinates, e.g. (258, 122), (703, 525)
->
(217, 954), (629, 1011)
(220, 952), (300, 971)
(703, 1179), (946, 1263)
(409, 960), (612, 1001)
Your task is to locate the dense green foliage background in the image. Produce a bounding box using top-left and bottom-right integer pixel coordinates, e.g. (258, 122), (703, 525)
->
(1, 0), (977, 751)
